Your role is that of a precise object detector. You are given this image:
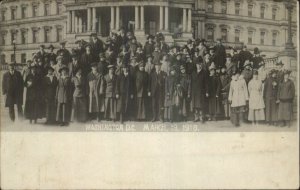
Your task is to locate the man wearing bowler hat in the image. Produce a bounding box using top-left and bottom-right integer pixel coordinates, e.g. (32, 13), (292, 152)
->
(47, 44), (57, 64)
(2, 63), (24, 122)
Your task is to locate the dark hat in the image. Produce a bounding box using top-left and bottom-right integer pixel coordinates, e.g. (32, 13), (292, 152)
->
(139, 62), (145, 67)
(170, 66), (177, 72)
(90, 33), (97, 37)
(147, 35), (154, 40)
(226, 53), (232, 58)
(209, 64), (216, 71)
(39, 44), (45, 48)
(154, 62), (162, 66)
(121, 64), (129, 69)
(29, 65), (37, 69)
(180, 65), (186, 70)
(232, 70), (240, 75)
(99, 52), (106, 58)
(216, 38), (222, 42)
(56, 55), (63, 61)
(71, 53), (79, 59)
(276, 60), (284, 66)
(187, 39), (193, 44)
(270, 69), (278, 75)
(209, 46), (215, 51)
(200, 39), (206, 43)
(107, 64), (115, 70)
(243, 45), (247, 48)
(244, 60), (252, 68)
(58, 66), (68, 73)
(74, 68), (82, 74)
(48, 44), (54, 49)
(254, 47), (260, 54)
(283, 70), (292, 75)
(85, 44), (91, 49)
(59, 41), (67, 45)
(194, 48), (200, 53)
(46, 66), (55, 72)
(91, 62), (98, 67)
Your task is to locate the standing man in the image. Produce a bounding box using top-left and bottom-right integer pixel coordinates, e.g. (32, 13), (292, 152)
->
(190, 62), (209, 123)
(148, 62), (167, 122)
(57, 41), (71, 65)
(90, 33), (104, 61)
(47, 44), (57, 64)
(238, 45), (253, 72)
(2, 63), (24, 122)
(135, 62), (149, 121)
(214, 38), (226, 69)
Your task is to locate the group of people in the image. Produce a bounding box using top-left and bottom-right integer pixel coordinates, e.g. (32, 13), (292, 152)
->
(2, 29), (295, 127)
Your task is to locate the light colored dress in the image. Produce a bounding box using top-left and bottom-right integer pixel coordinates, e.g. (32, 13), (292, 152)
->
(248, 78), (265, 121)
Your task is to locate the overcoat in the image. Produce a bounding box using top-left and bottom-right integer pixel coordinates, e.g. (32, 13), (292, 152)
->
(44, 75), (58, 122)
(144, 42), (155, 58)
(72, 76), (88, 122)
(228, 76), (249, 108)
(214, 44), (226, 68)
(248, 79), (265, 110)
(165, 75), (181, 107)
(2, 71), (24, 107)
(190, 69), (209, 109)
(90, 38), (104, 59)
(87, 72), (103, 113)
(207, 74), (223, 116)
(56, 76), (72, 104)
(277, 79), (295, 121)
(80, 53), (96, 76)
(238, 50), (252, 69)
(264, 76), (279, 122)
(135, 70), (149, 119)
(116, 73), (135, 114)
(56, 48), (71, 65)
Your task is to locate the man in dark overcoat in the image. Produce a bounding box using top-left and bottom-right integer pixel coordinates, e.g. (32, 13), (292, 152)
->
(190, 62), (209, 122)
(144, 35), (155, 59)
(148, 62), (167, 122)
(47, 44), (57, 65)
(135, 63), (149, 120)
(116, 65), (135, 123)
(214, 38), (226, 69)
(56, 41), (71, 65)
(2, 64), (24, 121)
(35, 45), (48, 66)
(238, 45), (253, 71)
(90, 33), (104, 61)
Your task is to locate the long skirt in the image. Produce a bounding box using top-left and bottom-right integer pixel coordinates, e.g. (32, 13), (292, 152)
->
(45, 99), (56, 123)
(265, 98), (278, 122)
(208, 97), (223, 119)
(179, 98), (188, 117)
(56, 103), (71, 123)
(136, 97), (146, 119)
(24, 100), (39, 120)
(72, 97), (88, 122)
(104, 98), (117, 119)
(230, 106), (247, 126)
(248, 108), (265, 121)
(278, 101), (293, 121)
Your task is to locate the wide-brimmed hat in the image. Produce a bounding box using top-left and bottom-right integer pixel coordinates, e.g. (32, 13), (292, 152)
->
(253, 70), (258, 75)
(254, 47), (260, 54)
(226, 53), (232, 58)
(147, 35), (154, 40)
(243, 61), (252, 68)
(39, 44), (45, 48)
(283, 70), (292, 75)
(46, 66), (55, 72)
(90, 33), (97, 37)
(139, 62), (145, 68)
(59, 41), (67, 45)
(91, 62), (98, 68)
(48, 44), (55, 49)
(269, 69), (278, 75)
(56, 56), (63, 62)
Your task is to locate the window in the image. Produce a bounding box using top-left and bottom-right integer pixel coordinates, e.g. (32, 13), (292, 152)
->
(207, 29), (214, 41)
(207, 0), (214, 12)
(57, 27), (63, 42)
(21, 53), (27, 63)
(45, 28), (51, 42)
(21, 31), (27, 44)
(57, 2), (63, 14)
(11, 8), (17, 20)
(33, 5), (38, 17)
(0, 54), (6, 64)
(272, 8), (277, 20)
(33, 30), (38, 43)
(1, 33), (6, 45)
(248, 31), (253, 44)
(248, 4), (253, 17)
(221, 1), (227, 14)
(272, 32), (277, 46)
(45, 3), (50, 16)
(21, 6), (27, 18)
(235, 2), (240, 15)
(260, 31), (265, 45)
(221, 28), (227, 42)
(11, 54), (15, 63)
(260, 6), (265, 18)
(1, 10), (6, 21)
(235, 29), (240, 42)
(11, 32), (17, 44)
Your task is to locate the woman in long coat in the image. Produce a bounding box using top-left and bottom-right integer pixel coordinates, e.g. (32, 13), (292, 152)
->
(277, 70), (295, 127)
(72, 69), (88, 122)
(190, 62), (209, 122)
(248, 70), (265, 124)
(220, 67), (231, 120)
(263, 69), (279, 125)
(87, 63), (104, 121)
(228, 72), (249, 127)
(56, 67), (72, 126)
(135, 63), (149, 120)
(24, 66), (43, 123)
(207, 65), (223, 121)
(44, 66), (58, 124)
(178, 65), (191, 121)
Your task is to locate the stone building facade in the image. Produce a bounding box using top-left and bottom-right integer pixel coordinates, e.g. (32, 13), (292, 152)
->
(0, 0), (297, 64)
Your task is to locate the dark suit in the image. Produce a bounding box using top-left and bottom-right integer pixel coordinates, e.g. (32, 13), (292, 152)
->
(90, 39), (104, 60)
(214, 44), (226, 68)
(56, 48), (71, 65)
(44, 75), (58, 123)
(149, 70), (167, 121)
(2, 70), (24, 121)
(56, 77), (72, 123)
(135, 70), (148, 119)
(103, 74), (117, 120)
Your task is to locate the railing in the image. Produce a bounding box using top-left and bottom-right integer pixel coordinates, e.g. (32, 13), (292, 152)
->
(263, 56), (278, 69)
(0, 63), (25, 71)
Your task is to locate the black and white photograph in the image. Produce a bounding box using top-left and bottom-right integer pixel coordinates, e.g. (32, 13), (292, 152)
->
(0, 0), (299, 189)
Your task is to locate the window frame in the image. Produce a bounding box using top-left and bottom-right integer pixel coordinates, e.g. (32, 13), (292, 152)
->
(260, 31), (265, 45)
(234, 29), (240, 42)
(235, 2), (240, 15)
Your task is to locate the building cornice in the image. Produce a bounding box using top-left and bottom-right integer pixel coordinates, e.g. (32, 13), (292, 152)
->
(0, 15), (67, 27)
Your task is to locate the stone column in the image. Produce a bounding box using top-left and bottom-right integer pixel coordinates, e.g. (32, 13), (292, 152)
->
(111, 6), (115, 30)
(116, 6), (120, 31)
(87, 8), (91, 31)
(28, 29), (33, 44)
(159, 6), (163, 31)
(40, 27), (45, 43)
(92, 7), (96, 32)
(187, 8), (192, 32)
(67, 11), (72, 33)
(79, 16), (83, 33)
(164, 6), (169, 31)
(135, 6), (139, 30)
(140, 6), (144, 30)
(75, 14), (78, 33)
(72, 10), (76, 33)
(182, 8), (187, 32)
